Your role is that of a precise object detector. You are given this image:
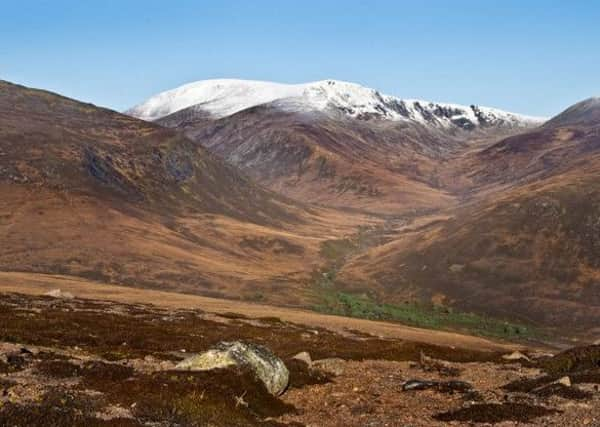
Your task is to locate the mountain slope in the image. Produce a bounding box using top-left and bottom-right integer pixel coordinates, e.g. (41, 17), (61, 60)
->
(0, 80), (369, 302)
(135, 79), (543, 214)
(0, 80), (296, 224)
(338, 98), (600, 330)
(544, 96), (600, 128)
(161, 103), (460, 214)
(455, 96), (600, 190)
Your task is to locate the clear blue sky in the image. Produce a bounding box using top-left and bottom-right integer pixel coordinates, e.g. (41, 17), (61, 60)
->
(2, 0), (598, 117)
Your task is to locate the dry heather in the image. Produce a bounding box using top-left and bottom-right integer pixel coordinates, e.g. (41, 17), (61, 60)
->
(1, 292), (600, 426)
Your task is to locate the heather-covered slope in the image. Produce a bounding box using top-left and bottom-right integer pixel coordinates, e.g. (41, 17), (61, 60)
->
(338, 100), (600, 330)
(0, 80), (368, 302)
(161, 103), (460, 214)
(0, 80), (297, 225)
(138, 79), (543, 214)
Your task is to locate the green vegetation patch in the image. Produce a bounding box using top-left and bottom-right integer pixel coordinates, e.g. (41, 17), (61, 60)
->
(313, 290), (540, 340)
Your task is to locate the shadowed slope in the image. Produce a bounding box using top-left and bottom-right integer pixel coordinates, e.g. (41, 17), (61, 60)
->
(151, 79), (542, 214)
(159, 102), (539, 214)
(0, 80), (299, 225)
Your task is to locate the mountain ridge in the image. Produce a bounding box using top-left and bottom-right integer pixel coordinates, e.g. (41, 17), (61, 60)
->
(127, 78), (546, 131)
(144, 79), (545, 214)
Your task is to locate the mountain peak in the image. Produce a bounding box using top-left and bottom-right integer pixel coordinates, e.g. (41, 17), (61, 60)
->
(545, 96), (600, 128)
(127, 78), (546, 130)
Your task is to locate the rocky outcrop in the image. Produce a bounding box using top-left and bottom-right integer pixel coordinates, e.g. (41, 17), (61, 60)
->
(175, 341), (289, 396)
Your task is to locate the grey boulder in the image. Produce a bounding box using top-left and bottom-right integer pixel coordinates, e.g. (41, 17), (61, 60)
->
(175, 341), (289, 396)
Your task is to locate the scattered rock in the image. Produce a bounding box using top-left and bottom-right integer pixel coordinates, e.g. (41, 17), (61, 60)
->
(449, 264), (464, 273)
(292, 351), (312, 366)
(528, 350), (555, 360)
(557, 376), (572, 387)
(44, 289), (74, 299)
(533, 382), (592, 400)
(402, 379), (473, 393)
(285, 358), (331, 389)
(502, 351), (531, 362)
(533, 376), (570, 391)
(175, 341), (289, 396)
(402, 379), (437, 391)
(19, 347), (37, 356)
(311, 358), (346, 376)
(0, 343), (37, 357)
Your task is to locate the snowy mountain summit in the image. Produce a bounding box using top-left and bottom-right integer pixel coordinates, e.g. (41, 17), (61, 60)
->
(127, 79), (545, 129)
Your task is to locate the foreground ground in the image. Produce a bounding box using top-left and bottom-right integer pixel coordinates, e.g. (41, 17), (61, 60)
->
(1, 286), (600, 426)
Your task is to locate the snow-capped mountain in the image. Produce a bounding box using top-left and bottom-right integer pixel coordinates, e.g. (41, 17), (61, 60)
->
(127, 79), (546, 130)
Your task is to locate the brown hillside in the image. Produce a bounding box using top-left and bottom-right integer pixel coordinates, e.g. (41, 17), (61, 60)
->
(0, 80), (371, 304)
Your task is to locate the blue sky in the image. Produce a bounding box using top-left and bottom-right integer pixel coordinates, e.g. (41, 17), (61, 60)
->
(2, 0), (598, 117)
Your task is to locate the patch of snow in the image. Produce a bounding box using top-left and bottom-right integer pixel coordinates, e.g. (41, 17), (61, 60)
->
(127, 79), (546, 129)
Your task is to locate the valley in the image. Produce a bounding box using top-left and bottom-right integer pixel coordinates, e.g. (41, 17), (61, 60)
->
(3, 78), (600, 339)
(130, 78), (600, 337)
(1, 77), (600, 426)
(4, 2), (600, 425)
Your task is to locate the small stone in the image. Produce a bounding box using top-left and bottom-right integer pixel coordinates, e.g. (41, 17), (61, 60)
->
(402, 379), (438, 391)
(402, 379), (473, 393)
(502, 351), (531, 362)
(44, 289), (74, 299)
(449, 264), (464, 273)
(292, 351), (312, 366)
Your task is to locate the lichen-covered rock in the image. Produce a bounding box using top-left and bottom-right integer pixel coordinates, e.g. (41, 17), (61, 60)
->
(311, 357), (346, 376)
(175, 341), (289, 395)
